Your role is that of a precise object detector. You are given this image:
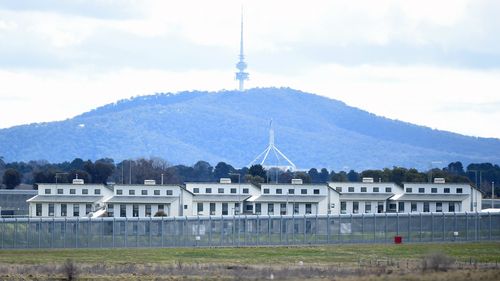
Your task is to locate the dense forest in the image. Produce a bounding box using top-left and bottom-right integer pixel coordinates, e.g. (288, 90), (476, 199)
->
(0, 156), (498, 198)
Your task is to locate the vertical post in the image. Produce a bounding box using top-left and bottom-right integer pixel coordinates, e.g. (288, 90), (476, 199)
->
(350, 214), (353, 243)
(431, 213), (434, 242)
(465, 212), (469, 241)
(1, 218), (4, 249)
(396, 213), (399, 236)
(112, 218), (115, 248)
(419, 212), (422, 242)
(209, 215), (212, 247)
(338, 213), (342, 244)
(326, 214), (330, 244)
(124, 218), (128, 248)
(373, 213), (376, 242)
(14, 218), (17, 249)
(407, 213), (411, 243)
(442, 213), (445, 241)
(161, 217), (164, 248)
(268, 215), (271, 245)
(76, 217), (79, 248)
(475, 211), (478, 241)
(384, 213), (387, 243)
(489, 212), (492, 240)
(38, 218), (41, 248)
(63, 218), (66, 248)
(361, 214), (364, 243)
(51, 218), (55, 248)
(303, 215), (307, 244)
(220, 216), (224, 246)
(256, 215), (260, 246)
(149, 217), (152, 248)
(27, 218), (30, 249)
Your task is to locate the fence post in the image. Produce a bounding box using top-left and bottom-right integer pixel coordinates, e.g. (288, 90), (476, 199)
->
(431, 213), (434, 242)
(124, 217), (127, 248)
(1, 218), (4, 249)
(27, 218), (30, 249)
(396, 213), (399, 236)
(384, 213), (387, 243)
(268, 215), (271, 245)
(326, 214), (330, 244)
(209, 215), (212, 247)
(76, 217), (79, 248)
(52, 217), (55, 248)
(149, 217), (152, 248)
(38, 218), (41, 248)
(442, 213), (445, 241)
(161, 217), (164, 248)
(419, 212), (422, 242)
(303, 215), (307, 244)
(350, 214), (353, 243)
(14, 218), (17, 249)
(407, 213), (411, 243)
(220, 216), (224, 246)
(465, 212), (468, 241)
(256, 215), (259, 246)
(339, 213), (342, 244)
(489, 212), (492, 240)
(475, 212), (479, 241)
(373, 213), (376, 242)
(63, 218), (66, 248)
(361, 213), (364, 243)
(112, 218), (115, 248)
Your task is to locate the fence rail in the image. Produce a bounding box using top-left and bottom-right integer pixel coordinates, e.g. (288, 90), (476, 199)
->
(0, 212), (499, 249)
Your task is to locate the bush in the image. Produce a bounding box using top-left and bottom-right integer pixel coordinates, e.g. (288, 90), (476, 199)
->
(422, 251), (454, 272)
(154, 211), (167, 217)
(62, 259), (78, 281)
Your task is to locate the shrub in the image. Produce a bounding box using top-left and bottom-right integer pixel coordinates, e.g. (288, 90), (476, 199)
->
(62, 259), (78, 281)
(154, 211), (167, 217)
(422, 251), (454, 272)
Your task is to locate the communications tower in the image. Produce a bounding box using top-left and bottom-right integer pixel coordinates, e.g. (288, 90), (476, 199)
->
(235, 9), (249, 91)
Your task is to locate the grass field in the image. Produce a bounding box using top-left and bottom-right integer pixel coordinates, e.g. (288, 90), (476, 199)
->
(0, 242), (499, 280)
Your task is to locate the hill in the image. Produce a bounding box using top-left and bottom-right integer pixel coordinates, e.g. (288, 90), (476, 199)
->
(1, 87), (499, 170)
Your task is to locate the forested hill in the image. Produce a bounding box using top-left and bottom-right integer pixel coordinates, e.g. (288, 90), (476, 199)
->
(1, 87), (499, 170)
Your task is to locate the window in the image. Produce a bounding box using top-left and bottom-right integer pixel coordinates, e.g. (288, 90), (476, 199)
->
(218, 188), (224, 194)
(361, 187), (367, 193)
(456, 188), (463, 194)
(365, 202), (371, 213)
(418, 188), (425, 193)
(120, 205), (126, 217)
(276, 189), (282, 194)
(263, 188), (270, 194)
(48, 203), (54, 216)
(301, 189), (307, 195)
(132, 204), (139, 217)
(242, 188), (249, 194)
(340, 202), (346, 214)
(385, 187), (392, 193)
(444, 188), (450, 194)
(406, 188), (412, 193)
(230, 188), (237, 194)
(313, 189), (320, 195)
(268, 204), (274, 215)
(57, 189), (63, 195)
(436, 202), (443, 212)
(116, 189), (123, 195)
(294, 203), (300, 214)
(72, 204), (80, 217)
(166, 190), (173, 195)
(206, 188), (212, 194)
(423, 202), (429, 212)
(61, 204), (67, 216)
(86, 204), (92, 214)
(107, 204), (114, 217)
(141, 190), (147, 195)
(235, 203), (240, 214)
(353, 202), (359, 214)
(449, 202), (455, 212)
(280, 203), (287, 215)
(45, 189), (51, 195)
(158, 204), (164, 212)
(336, 187), (342, 192)
(95, 189), (101, 195)
(129, 190), (135, 195)
(373, 187), (379, 193)
(197, 203), (203, 214)
(388, 203), (397, 213)
(82, 189), (88, 195)
(154, 190), (160, 195)
(210, 203), (216, 215)
(222, 203), (228, 215)
(431, 188), (437, 193)
(305, 203), (312, 214)
(36, 204), (42, 216)
(245, 204), (253, 212)
(288, 189), (295, 194)
(398, 202), (405, 213)
(145, 205), (151, 217)
(193, 188), (199, 193)
(184, 205), (188, 209)
(70, 189), (76, 195)
(255, 203), (261, 215)
(348, 187), (354, 192)
(377, 202), (384, 213)
(411, 203), (417, 212)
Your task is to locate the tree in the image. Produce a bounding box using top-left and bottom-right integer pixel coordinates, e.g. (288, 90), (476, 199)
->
(2, 168), (21, 189)
(308, 168), (320, 183)
(319, 168), (330, 183)
(213, 162), (235, 180)
(347, 170), (359, 182)
(447, 161), (465, 175)
(248, 164), (266, 179)
(294, 171), (311, 183)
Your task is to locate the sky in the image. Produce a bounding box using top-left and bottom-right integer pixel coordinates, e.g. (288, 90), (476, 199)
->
(0, 0), (499, 138)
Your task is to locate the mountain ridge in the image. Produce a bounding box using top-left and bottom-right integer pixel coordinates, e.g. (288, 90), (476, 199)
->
(1, 87), (499, 170)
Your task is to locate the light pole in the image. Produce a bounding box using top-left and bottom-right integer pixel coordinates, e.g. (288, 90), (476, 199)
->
(469, 170), (482, 212)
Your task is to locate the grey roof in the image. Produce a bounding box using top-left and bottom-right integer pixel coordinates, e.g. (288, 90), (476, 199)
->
(103, 196), (178, 204)
(389, 194), (469, 202)
(340, 193), (394, 200)
(248, 195), (327, 203)
(192, 195), (252, 202)
(27, 195), (102, 203)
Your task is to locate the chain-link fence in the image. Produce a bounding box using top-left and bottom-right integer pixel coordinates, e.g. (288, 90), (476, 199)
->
(0, 212), (499, 249)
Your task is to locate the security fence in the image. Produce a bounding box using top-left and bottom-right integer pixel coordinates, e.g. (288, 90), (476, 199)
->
(0, 212), (499, 249)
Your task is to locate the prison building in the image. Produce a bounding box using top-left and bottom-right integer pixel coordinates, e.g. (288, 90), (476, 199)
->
(0, 189), (37, 217)
(185, 178), (260, 216)
(102, 181), (193, 218)
(246, 179), (340, 215)
(328, 178), (403, 214)
(27, 179), (113, 218)
(389, 178), (483, 213)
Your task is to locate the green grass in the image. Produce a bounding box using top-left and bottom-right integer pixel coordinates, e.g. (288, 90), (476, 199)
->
(0, 242), (499, 265)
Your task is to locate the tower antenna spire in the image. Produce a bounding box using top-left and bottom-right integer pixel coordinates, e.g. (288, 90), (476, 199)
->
(235, 6), (249, 91)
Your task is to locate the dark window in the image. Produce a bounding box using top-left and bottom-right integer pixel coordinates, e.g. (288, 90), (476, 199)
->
(158, 204), (164, 211)
(423, 202), (430, 212)
(95, 189), (101, 195)
(365, 202), (371, 213)
(436, 202), (443, 212)
(385, 187), (392, 192)
(73, 204), (80, 217)
(388, 203), (397, 212)
(197, 203), (203, 213)
(86, 204), (92, 214)
(361, 187), (367, 192)
(340, 202), (346, 214)
(145, 205), (151, 217)
(288, 189), (295, 194)
(45, 189), (51, 195)
(373, 187), (379, 192)
(116, 189), (122, 195)
(36, 204), (42, 216)
(210, 203), (216, 215)
(206, 188), (212, 194)
(48, 204), (53, 217)
(166, 190), (173, 195)
(444, 188), (450, 194)
(242, 188), (249, 194)
(348, 187), (354, 192)
(128, 190), (135, 195)
(280, 203), (287, 215)
(120, 205), (126, 217)
(276, 189), (282, 194)
(449, 203), (455, 212)
(313, 189), (320, 194)
(305, 203), (312, 214)
(132, 204), (139, 217)
(141, 190), (147, 195)
(107, 204), (114, 217)
(301, 189), (307, 194)
(193, 188), (199, 193)
(406, 188), (412, 193)
(353, 202), (359, 214)
(218, 188), (224, 194)
(57, 189), (63, 195)
(268, 204), (274, 215)
(456, 188), (463, 194)
(419, 188), (425, 193)
(70, 189), (76, 195)
(82, 189), (88, 195)
(398, 202), (405, 213)
(336, 187), (342, 192)
(222, 203), (228, 215)
(255, 203), (261, 215)
(230, 188), (237, 194)
(263, 188), (269, 194)
(411, 203), (417, 212)
(61, 204), (67, 216)
(431, 188), (437, 193)
(154, 190), (160, 195)
(294, 203), (300, 214)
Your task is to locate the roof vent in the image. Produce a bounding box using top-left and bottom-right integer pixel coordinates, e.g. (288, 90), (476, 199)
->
(144, 180), (156, 185)
(434, 178), (446, 184)
(72, 179), (84, 185)
(362, 177), (374, 183)
(220, 178), (232, 184)
(291, 179), (303, 185)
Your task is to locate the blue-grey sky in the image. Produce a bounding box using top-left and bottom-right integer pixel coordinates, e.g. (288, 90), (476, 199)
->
(0, 0), (499, 138)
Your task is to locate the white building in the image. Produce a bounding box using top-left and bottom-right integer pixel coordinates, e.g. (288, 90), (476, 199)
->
(185, 178), (260, 216)
(328, 178), (403, 214)
(102, 181), (193, 217)
(390, 178), (482, 212)
(27, 179), (113, 218)
(247, 179), (340, 215)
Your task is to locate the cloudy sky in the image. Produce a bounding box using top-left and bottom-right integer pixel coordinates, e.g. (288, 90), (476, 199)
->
(1, 0), (499, 138)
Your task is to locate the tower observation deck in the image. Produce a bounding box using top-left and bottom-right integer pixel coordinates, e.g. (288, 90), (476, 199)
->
(235, 10), (249, 91)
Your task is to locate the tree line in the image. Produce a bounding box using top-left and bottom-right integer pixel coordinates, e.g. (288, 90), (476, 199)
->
(0, 157), (498, 198)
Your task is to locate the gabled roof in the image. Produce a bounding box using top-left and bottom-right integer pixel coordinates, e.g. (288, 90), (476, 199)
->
(27, 195), (102, 203)
(389, 194), (469, 201)
(247, 195), (327, 203)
